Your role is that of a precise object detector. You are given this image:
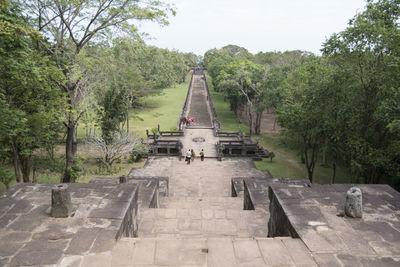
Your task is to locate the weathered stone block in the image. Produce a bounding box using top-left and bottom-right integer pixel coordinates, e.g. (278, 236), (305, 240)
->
(51, 184), (73, 218)
(345, 187), (362, 218)
(119, 175), (127, 183)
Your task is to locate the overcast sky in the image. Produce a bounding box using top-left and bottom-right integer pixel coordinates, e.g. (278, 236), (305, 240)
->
(139, 0), (367, 56)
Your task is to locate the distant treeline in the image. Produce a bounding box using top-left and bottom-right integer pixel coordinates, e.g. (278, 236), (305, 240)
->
(203, 0), (400, 188)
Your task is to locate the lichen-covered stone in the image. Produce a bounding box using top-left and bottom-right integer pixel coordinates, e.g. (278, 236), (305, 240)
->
(119, 175), (127, 184)
(345, 187), (363, 218)
(51, 184), (73, 218)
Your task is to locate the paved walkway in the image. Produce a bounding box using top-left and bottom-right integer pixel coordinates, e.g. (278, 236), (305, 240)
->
(106, 72), (319, 266)
(181, 129), (218, 158)
(186, 75), (213, 128)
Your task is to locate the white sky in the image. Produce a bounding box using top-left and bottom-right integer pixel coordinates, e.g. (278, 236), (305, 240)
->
(139, 0), (367, 56)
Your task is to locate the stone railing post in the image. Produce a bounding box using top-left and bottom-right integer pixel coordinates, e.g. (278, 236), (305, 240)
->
(120, 175), (127, 184)
(51, 184), (73, 218)
(345, 187), (362, 218)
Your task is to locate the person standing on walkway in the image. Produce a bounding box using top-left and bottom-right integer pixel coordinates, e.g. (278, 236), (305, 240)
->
(186, 149), (191, 164)
(191, 149), (196, 162)
(200, 149), (204, 161)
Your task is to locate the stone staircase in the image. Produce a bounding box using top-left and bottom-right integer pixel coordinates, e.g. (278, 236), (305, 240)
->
(103, 72), (321, 267)
(187, 75), (213, 128)
(137, 196), (269, 238)
(108, 236), (318, 267)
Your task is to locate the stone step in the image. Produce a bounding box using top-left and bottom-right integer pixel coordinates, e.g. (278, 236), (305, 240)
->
(107, 237), (318, 267)
(137, 207), (269, 238)
(159, 196), (244, 209)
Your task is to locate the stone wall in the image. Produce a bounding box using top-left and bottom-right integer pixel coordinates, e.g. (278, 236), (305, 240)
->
(116, 188), (139, 239)
(0, 182), (139, 266)
(267, 186), (299, 238)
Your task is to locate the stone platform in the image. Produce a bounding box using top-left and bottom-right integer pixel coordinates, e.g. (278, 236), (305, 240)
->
(0, 182), (138, 266)
(1, 71), (399, 267)
(107, 236), (317, 267)
(243, 178), (400, 266)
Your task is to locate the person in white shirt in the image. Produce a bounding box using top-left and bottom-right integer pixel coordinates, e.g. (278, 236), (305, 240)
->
(186, 149), (191, 164)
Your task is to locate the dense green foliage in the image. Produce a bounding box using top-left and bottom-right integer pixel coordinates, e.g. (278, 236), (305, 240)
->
(320, 0), (400, 186)
(0, 0), (195, 185)
(0, 2), (65, 183)
(1, 0), (399, 190)
(204, 0), (400, 188)
(16, 0), (176, 182)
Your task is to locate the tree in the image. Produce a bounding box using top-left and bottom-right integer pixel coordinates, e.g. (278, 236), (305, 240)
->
(86, 133), (143, 170)
(0, 2), (65, 183)
(322, 0), (400, 184)
(276, 57), (335, 183)
(100, 85), (129, 143)
(217, 60), (267, 136)
(20, 0), (175, 182)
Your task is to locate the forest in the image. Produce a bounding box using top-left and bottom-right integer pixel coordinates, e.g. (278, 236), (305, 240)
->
(1, 0), (399, 190)
(203, 0), (400, 188)
(0, 0), (196, 188)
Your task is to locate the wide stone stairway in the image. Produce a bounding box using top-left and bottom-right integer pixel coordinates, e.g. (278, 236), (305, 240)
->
(1, 72), (398, 266)
(106, 73), (318, 266)
(186, 74), (213, 128)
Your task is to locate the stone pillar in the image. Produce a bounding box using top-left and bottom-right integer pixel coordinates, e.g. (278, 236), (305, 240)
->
(51, 184), (73, 218)
(120, 175), (127, 184)
(345, 187), (362, 218)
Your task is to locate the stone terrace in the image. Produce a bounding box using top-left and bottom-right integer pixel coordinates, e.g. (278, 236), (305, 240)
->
(0, 183), (138, 266)
(0, 71), (399, 266)
(243, 178), (400, 266)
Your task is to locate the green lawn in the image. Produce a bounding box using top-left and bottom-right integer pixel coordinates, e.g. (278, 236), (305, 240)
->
(254, 135), (352, 184)
(77, 73), (191, 140)
(129, 77), (190, 138)
(207, 74), (352, 184)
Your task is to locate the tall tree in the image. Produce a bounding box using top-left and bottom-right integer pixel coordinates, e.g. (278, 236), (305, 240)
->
(276, 57), (335, 183)
(0, 1), (65, 183)
(217, 60), (266, 136)
(20, 0), (175, 182)
(322, 0), (400, 184)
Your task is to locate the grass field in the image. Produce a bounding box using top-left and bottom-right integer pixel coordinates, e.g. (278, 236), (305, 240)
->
(77, 74), (191, 139)
(128, 75), (191, 138)
(207, 74), (352, 184)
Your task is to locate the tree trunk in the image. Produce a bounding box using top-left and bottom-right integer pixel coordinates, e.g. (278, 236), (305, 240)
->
(73, 125), (78, 156)
(255, 111), (263, 134)
(21, 155), (32, 183)
(11, 138), (22, 183)
(63, 120), (77, 182)
(303, 138), (317, 184)
(126, 116), (130, 134)
(304, 148), (313, 183)
(248, 104), (253, 137)
(32, 164), (37, 183)
(331, 157), (337, 184)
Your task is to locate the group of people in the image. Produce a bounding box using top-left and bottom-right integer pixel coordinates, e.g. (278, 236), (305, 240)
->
(185, 117), (194, 126)
(185, 149), (204, 164)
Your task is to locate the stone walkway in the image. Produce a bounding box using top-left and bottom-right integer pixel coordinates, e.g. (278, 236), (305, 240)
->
(110, 73), (319, 266)
(134, 157), (270, 239)
(186, 74), (212, 128)
(108, 237), (317, 267)
(1, 72), (397, 266)
(181, 129), (218, 158)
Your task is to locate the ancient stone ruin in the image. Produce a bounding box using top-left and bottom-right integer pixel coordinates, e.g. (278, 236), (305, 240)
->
(0, 69), (399, 266)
